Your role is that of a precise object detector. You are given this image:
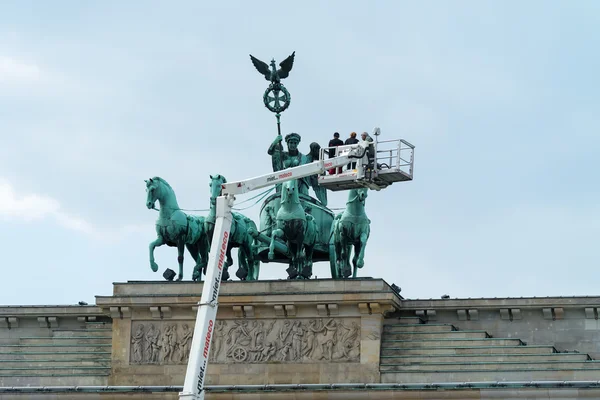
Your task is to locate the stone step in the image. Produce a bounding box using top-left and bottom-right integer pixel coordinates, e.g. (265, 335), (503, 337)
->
(52, 329), (113, 338)
(381, 345), (556, 356)
(0, 366), (110, 375)
(0, 373), (109, 387)
(393, 317), (425, 325)
(383, 324), (456, 333)
(0, 359), (111, 368)
(381, 353), (591, 364)
(0, 344), (111, 353)
(0, 351), (111, 360)
(381, 368), (600, 383)
(381, 338), (524, 348)
(20, 337), (111, 345)
(383, 331), (490, 340)
(380, 360), (600, 372)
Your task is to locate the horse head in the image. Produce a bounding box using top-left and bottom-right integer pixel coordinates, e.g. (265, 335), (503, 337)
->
(347, 187), (369, 206)
(282, 179), (300, 204)
(145, 177), (160, 209)
(209, 174), (227, 199)
(357, 188), (369, 203)
(145, 176), (177, 210)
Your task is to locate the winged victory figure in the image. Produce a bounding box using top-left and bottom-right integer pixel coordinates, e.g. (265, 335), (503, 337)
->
(249, 51), (295, 84)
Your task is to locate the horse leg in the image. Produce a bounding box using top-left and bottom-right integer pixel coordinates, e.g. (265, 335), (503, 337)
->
(334, 231), (343, 279)
(222, 246), (232, 281)
(252, 258), (261, 280)
(149, 236), (164, 272)
(356, 231), (369, 271)
(236, 246), (249, 281)
(269, 229), (284, 260)
(286, 242), (299, 279)
(242, 237), (258, 281)
(301, 244), (314, 279)
(293, 227), (305, 279)
(352, 242), (361, 278)
(186, 243), (202, 282)
(337, 226), (350, 278)
(176, 242), (185, 281)
(341, 242), (352, 278)
(199, 234), (209, 277)
(250, 238), (260, 280)
(344, 243), (352, 278)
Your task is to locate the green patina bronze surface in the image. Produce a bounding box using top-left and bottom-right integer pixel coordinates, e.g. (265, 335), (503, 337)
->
(206, 174), (260, 281)
(250, 51), (294, 136)
(331, 188), (371, 279)
(145, 177), (209, 281)
(267, 133), (327, 206)
(143, 53), (374, 281)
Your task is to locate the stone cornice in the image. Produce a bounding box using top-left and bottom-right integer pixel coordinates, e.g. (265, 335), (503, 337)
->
(401, 297), (600, 310)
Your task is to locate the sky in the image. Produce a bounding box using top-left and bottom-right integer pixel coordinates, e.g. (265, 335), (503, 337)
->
(0, 1), (599, 305)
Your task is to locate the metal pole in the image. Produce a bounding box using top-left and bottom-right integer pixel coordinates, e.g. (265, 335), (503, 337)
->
(276, 113), (281, 137)
(179, 195), (234, 400)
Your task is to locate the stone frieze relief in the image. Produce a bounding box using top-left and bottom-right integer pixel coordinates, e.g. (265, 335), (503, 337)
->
(130, 318), (360, 365)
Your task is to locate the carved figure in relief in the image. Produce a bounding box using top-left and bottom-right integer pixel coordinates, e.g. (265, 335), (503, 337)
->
(251, 321), (265, 347)
(169, 324), (179, 362)
(341, 321), (360, 359)
(302, 319), (318, 358)
(179, 324), (193, 362)
(131, 324), (145, 363)
(130, 319), (360, 365)
(278, 341), (292, 361)
(291, 320), (305, 361)
(320, 319), (338, 361)
(279, 320), (293, 345)
(160, 324), (176, 362)
(305, 319), (326, 359)
(227, 321), (251, 350)
(142, 324), (154, 363)
(260, 342), (277, 362)
(211, 321), (227, 362)
(149, 324), (161, 363)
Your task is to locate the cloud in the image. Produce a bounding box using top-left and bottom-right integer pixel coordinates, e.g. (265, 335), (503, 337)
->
(0, 179), (94, 235)
(0, 56), (42, 83)
(0, 179), (154, 242)
(0, 180), (60, 220)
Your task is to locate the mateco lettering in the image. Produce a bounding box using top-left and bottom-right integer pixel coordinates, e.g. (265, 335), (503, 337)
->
(203, 320), (214, 358)
(278, 171), (292, 179)
(197, 360), (207, 392)
(197, 319), (214, 392)
(217, 231), (229, 270)
(211, 231), (229, 304)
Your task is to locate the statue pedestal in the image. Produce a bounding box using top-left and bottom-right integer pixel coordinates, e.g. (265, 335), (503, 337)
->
(96, 278), (400, 386)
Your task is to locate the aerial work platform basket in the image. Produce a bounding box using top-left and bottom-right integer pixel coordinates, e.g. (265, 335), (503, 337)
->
(318, 137), (414, 191)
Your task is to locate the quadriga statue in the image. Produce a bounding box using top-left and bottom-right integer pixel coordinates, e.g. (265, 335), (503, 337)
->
(206, 174), (260, 281)
(332, 188), (371, 278)
(145, 177), (209, 281)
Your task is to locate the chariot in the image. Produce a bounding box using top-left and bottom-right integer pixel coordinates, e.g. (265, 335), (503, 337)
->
(145, 51), (418, 400)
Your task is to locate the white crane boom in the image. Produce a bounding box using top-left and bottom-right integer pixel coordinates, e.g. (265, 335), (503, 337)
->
(178, 136), (411, 399)
(221, 141), (371, 196)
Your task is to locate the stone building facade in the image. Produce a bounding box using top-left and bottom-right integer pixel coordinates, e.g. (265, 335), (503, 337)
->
(2, 279), (600, 399)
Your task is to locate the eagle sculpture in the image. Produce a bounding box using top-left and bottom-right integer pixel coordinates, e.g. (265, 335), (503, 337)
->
(249, 51), (295, 84)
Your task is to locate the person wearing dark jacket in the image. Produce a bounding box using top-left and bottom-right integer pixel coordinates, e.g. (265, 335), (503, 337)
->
(345, 132), (359, 169)
(327, 132), (344, 174)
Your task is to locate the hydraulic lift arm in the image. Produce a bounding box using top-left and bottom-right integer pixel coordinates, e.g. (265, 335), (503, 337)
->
(178, 142), (369, 400)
